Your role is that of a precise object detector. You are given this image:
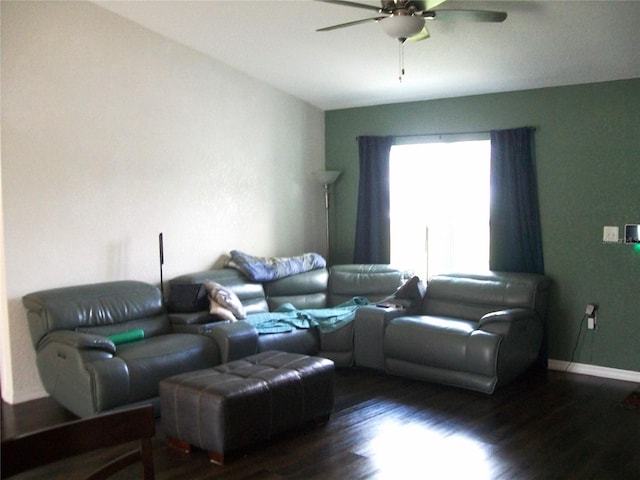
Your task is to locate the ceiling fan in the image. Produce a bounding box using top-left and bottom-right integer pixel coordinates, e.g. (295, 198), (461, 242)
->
(316, 1), (508, 80)
(317, 0), (507, 42)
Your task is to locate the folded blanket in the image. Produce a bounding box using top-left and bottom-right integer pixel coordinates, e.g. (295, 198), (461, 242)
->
(243, 297), (370, 334)
(228, 250), (326, 282)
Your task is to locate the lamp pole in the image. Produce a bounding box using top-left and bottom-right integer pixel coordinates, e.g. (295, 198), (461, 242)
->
(313, 170), (341, 262)
(323, 182), (331, 260)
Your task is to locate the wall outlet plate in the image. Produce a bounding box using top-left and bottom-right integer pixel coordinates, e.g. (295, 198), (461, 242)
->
(603, 226), (619, 243)
(625, 224), (640, 244)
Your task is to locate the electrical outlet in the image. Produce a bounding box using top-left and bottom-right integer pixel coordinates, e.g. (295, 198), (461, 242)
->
(586, 304), (598, 330)
(603, 226), (619, 243)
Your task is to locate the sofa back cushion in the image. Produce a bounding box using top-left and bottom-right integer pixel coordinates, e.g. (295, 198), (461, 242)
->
(328, 265), (406, 306)
(22, 281), (168, 348)
(423, 271), (551, 322)
(169, 264), (406, 314)
(264, 268), (329, 310)
(169, 268), (269, 315)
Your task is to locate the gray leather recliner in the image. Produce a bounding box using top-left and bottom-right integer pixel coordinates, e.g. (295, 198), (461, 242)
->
(23, 281), (220, 417)
(366, 271), (551, 393)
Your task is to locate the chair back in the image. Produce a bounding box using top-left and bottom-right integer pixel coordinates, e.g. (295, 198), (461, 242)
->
(23, 281), (168, 348)
(1, 405), (155, 479)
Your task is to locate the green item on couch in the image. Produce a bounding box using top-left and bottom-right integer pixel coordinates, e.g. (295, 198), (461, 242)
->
(107, 329), (145, 345)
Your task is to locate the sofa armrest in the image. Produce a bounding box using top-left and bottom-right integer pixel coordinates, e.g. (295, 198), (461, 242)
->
(356, 304), (408, 324)
(37, 330), (116, 355)
(478, 308), (543, 387)
(168, 312), (220, 334)
(169, 311), (213, 325)
(35, 331), (129, 416)
(478, 308), (537, 336)
(207, 322), (259, 363)
(354, 305), (407, 370)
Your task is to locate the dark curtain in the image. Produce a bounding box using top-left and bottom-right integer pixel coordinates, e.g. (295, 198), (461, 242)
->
(490, 127), (547, 369)
(353, 129), (545, 272)
(353, 136), (395, 264)
(490, 127), (545, 274)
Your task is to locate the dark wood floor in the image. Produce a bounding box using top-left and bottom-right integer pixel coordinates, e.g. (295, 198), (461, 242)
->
(3, 367), (639, 479)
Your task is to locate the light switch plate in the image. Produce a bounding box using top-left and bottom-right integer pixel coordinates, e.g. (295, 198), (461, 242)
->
(603, 226), (619, 243)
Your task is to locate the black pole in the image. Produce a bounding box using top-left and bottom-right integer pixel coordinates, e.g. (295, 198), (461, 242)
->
(159, 232), (164, 298)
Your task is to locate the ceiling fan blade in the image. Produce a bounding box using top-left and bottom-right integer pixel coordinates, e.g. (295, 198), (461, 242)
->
(317, 16), (385, 32)
(315, 0), (382, 12)
(411, 0), (447, 11)
(408, 26), (430, 42)
(381, 1), (447, 13)
(429, 9), (507, 23)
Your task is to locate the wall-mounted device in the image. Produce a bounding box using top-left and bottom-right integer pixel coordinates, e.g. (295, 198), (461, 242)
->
(625, 224), (640, 244)
(586, 303), (597, 330)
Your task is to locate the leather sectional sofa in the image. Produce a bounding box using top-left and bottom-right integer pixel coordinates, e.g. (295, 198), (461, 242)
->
(22, 264), (405, 417)
(22, 266), (550, 418)
(167, 264), (406, 367)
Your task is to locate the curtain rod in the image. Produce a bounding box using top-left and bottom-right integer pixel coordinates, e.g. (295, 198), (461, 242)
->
(355, 126), (537, 142)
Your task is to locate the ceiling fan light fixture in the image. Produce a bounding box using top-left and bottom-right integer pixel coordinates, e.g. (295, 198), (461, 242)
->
(379, 15), (425, 42)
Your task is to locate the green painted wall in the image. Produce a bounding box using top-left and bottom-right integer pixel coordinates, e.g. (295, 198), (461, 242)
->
(325, 78), (640, 371)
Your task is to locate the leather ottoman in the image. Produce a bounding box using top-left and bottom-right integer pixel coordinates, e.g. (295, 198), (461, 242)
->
(159, 351), (334, 464)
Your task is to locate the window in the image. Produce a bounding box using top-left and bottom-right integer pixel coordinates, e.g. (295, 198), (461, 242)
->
(389, 139), (490, 281)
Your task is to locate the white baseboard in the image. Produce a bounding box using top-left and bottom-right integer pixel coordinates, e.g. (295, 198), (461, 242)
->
(1, 387), (48, 405)
(548, 359), (640, 384)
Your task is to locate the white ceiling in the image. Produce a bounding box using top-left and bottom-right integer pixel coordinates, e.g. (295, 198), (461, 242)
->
(94, 0), (640, 111)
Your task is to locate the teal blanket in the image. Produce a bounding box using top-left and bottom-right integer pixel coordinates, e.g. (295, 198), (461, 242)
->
(244, 297), (370, 334)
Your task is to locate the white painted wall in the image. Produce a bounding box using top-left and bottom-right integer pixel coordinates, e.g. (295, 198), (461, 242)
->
(0, 1), (325, 403)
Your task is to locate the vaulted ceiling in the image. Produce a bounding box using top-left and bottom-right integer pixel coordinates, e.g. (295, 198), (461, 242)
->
(94, 1), (640, 110)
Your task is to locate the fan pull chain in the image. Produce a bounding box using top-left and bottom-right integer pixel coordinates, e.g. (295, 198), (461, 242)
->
(398, 41), (405, 82)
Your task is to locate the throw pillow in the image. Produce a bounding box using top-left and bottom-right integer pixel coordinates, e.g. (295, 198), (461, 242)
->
(378, 276), (426, 313)
(203, 280), (246, 319)
(208, 299), (237, 321)
(394, 276), (426, 301)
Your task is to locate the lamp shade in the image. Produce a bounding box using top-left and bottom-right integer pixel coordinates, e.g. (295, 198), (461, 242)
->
(313, 170), (342, 185)
(380, 15), (425, 41)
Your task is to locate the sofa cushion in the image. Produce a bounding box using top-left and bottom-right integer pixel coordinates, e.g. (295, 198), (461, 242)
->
(264, 268), (329, 310)
(257, 329), (320, 356)
(384, 315), (500, 377)
(318, 321), (355, 367)
(328, 265), (405, 306)
(117, 333), (219, 403)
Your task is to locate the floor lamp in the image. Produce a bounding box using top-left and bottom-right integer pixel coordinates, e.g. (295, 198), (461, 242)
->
(313, 170), (341, 262)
